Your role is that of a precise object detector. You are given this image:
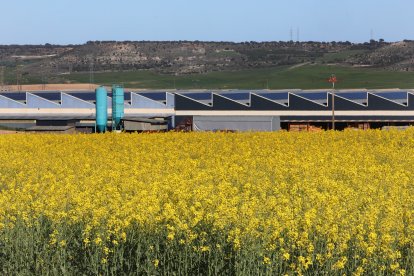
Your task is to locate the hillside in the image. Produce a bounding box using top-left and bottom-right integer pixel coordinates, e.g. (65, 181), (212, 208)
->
(347, 40), (414, 71)
(0, 40), (413, 88)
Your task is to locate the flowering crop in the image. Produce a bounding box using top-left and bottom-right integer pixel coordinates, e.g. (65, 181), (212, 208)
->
(0, 130), (413, 275)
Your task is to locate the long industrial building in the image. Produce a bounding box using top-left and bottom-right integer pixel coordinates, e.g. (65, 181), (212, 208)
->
(1, 89), (414, 132)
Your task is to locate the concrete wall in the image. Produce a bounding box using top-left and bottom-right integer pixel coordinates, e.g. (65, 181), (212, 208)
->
(193, 116), (280, 132)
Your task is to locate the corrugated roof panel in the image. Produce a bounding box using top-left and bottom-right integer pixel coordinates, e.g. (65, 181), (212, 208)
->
(61, 93), (95, 108)
(288, 94), (328, 110)
(372, 91), (407, 105)
(178, 92), (212, 101)
(254, 92), (289, 101)
(296, 92), (328, 101)
(130, 93), (167, 108)
(335, 92), (367, 100)
(26, 93), (60, 108)
(0, 95), (26, 108)
(367, 93), (408, 110)
(250, 94), (288, 110)
(136, 92), (166, 101)
(67, 92), (95, 101)
(211, 94), (250, 110)
(174, 93), (212, 110)
(0, 92), (27, 101)
(67, 91), (131, 102)
(32, 92), (61, 101)
(335, 92), (367, 105)
(219, 92), (250, 101)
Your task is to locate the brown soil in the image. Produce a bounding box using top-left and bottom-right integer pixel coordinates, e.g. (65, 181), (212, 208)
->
(0, 130), (21, 134)
(3, 83), (98, 91)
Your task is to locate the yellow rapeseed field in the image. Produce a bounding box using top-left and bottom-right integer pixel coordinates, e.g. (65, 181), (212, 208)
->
(0, 130), (413, 275)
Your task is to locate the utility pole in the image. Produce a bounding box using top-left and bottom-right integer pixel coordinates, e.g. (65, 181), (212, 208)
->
(328, 74), (337, 130)
(41, 65), (46, 90)
(332, 81), (335, 130)
(0, 66), (4, 91)
(16, 66), (23, 91)
(89, 62), (94, 90)
(296, 27), (300, 42)
(14, 59), (18, 91)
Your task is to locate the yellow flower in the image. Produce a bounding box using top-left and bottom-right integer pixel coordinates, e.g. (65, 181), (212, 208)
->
(120, 232), (127, 242)
(167, 233), (175, 241)
(0, 131), (414, 272)
(353, 266), (364, 276)
(263, 256), (271, 265)
(333, 257), (347, 270)
(390, 263), (400, 271)
(59, 240), (66, 248)
(154, 259), (159, 268)
(83, 238), (90, 246)
(94, 237), (102, 245)
(103, 247), (110, 255)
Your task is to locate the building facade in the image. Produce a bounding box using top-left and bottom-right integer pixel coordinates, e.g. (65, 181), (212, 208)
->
(0, 89), (413, 131)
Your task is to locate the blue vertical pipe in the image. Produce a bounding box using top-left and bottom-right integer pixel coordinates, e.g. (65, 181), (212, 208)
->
(95, 86), (108, 133)
(112, 85), (124, 130)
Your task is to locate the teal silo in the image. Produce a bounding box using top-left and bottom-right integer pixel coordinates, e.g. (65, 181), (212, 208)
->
(95, 86), (108, 133)
(112, 85), (124, 130)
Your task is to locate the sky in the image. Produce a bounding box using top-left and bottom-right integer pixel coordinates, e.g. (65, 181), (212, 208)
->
(1, 0), (413, 44)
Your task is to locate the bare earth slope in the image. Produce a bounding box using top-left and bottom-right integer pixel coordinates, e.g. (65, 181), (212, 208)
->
(1, 40), (413, 86)
(347, 41), (414, 71)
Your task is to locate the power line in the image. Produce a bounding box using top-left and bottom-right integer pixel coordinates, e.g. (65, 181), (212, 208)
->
(296, 27), (300, 42)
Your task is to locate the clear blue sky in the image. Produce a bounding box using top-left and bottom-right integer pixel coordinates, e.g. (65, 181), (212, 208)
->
(1, 0), (413, 44)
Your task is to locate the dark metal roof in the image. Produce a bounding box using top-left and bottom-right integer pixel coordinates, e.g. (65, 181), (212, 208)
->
(136, 92), (166, 101)
(0, 92), (26, 101)
(32, 92), (61, 101)
(1, 89), (414, 113)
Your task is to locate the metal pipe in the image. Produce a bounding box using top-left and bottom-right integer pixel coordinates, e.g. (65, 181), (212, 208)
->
(112, 85), (125, 130)
(95, 86), (108, 133)
(332, 82), (335, 130)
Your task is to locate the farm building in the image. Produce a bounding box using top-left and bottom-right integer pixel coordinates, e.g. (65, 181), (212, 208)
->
(0, 89), (414, 132)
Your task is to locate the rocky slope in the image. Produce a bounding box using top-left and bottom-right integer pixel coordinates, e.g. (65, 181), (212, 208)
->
(2, 40), (413, 81)
(347, 40), (414, 71)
